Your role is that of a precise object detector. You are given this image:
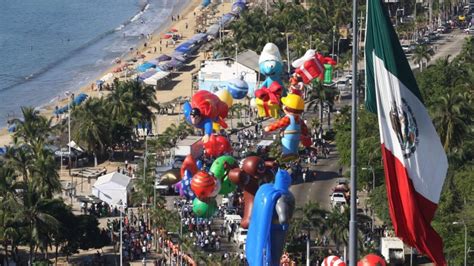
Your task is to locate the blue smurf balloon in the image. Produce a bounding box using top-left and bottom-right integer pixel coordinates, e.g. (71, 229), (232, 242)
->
(182, 170), (195, 199)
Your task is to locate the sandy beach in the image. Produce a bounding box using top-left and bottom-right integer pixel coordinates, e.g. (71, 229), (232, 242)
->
(0, 0), (232, 148)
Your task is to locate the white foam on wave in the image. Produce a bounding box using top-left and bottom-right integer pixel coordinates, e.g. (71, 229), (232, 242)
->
(115, 24), (125, 31)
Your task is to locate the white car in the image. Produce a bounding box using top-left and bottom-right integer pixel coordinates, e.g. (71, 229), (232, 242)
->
(330, 192), (347, 205)
(233, 228), (248, 245)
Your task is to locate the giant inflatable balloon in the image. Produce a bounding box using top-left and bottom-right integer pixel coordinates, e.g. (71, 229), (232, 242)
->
(229, 156), (277, 228)
(264, 94), (311, 160)
(259, 43), (285, 90)
(323, 64), (334, 84)
(191, 171), (217, 200)
(209, 155), (238, 195)
(192, 197), (218, 218)
(203, 135), (232, 158)
(357, 254), (386, 266)
(227, 75), (249, 99)
(178, 155), (199, 199)
(183, 90), (229, 142)
(322, 255), (346, 266)
(215, 89), (233, 107)
(246, 169), (295, 266)
(292, 50), (336, 84)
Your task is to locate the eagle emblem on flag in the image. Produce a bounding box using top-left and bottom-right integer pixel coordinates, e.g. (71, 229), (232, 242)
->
(389, 98), (419, 158)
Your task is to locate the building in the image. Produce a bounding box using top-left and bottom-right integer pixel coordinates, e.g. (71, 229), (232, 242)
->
(197, 50), (260, 96)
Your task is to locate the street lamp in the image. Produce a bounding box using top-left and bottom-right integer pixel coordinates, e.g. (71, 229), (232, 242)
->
(118, 199), (124, 266)
(453, 220), (467, 266)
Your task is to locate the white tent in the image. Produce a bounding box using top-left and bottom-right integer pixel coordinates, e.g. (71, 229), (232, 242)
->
(143, 71), (170, 86)
(67, 140), (84, 152)
(92, 172), (131, 207)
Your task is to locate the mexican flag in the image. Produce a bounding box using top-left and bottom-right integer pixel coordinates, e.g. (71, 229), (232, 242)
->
(365, 0), (448, 265)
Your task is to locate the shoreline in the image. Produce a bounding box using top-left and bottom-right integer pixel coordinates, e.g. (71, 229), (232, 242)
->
(0, 0), (205, 147)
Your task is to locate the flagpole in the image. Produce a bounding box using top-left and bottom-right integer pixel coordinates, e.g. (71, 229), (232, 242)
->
(349, 0), (359, 264)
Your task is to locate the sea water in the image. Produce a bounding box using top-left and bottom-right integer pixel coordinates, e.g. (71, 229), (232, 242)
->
(0, 0), (190, 127)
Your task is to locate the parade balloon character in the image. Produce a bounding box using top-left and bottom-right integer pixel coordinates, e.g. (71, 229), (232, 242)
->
(228, 156), (277, 228)
(227, 74), (249, 99)
(178, 155), (199, 199)
(255, 43), (285, 118)
(292, 50), (336, 84)
(209, 155), (239, 195)
(190, 170), (220, 218)
(203, 135), (232, 158)
(357, 254), (387, 266)
(264, 94), (311, 160)
(259, 43), (284, 89)
(289, 73), (304, 97)
(322, 256), (346, 266)
(255, 81), (283, 118)
(246, 169), (295, 266)
(190, 171), (217, 200)
(183, 90), (229, 142)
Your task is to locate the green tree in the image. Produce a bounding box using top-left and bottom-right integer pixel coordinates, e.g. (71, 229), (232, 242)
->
(412, 44), (434, 72)
(72, 98), (110, 166)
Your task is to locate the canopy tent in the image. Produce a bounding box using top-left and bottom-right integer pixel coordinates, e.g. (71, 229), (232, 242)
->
(172, 52), (187, 62)
(188, 33), (208, 44)
(92, 172), (132, 207)
(219, 13), (235, 27)
(256, 140), (274, 147)
(206, 24), (220, 37)
(158, 59), (184, 71)
(174, 41), (197, 54)
(138, 69), (158, 81)
(157, 54), (172, 62)
(137, 62), (156, 72)
(67, 140), (84, 153)
(54, 93), (88, 115)
(143, 71), (170, 86)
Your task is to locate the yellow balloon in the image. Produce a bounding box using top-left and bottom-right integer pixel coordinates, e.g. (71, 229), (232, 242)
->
(215, 89), (233, 107)
(213, 122), (221, 132)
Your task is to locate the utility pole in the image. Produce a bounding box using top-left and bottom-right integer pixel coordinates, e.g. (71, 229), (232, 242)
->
(286, 33), (290, 73)
(332, 26), (336, 60)
(349, 0), (359, 263)
(306, 230), (310, 266)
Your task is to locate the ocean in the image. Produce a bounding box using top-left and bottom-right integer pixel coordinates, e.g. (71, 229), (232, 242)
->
(0, 0), (190, 127)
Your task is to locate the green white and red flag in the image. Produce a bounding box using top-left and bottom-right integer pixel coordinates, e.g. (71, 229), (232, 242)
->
(364, 0), (448, 265)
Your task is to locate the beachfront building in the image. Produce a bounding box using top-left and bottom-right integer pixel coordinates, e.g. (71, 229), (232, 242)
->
(197, 50), (259, 96)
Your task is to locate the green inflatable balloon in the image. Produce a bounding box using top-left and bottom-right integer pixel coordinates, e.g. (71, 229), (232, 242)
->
(209, 155), (238, 195)
(323, 64), (333, 84)
(192, 197), (217, 218)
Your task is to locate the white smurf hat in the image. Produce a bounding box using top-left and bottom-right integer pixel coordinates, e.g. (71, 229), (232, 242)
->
(259, 43), (282, 64)
(292, 49), (316, 68)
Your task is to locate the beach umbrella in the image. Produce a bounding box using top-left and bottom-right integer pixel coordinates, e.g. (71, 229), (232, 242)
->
(170, 28), (178, 32)
(162, 34), (173, 39)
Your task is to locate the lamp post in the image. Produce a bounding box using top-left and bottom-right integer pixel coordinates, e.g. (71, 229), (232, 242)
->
(453, 220), (467, 266)
(286, 32), (290, 73)
(118, 199), (124, 266)
(331, 26), (336, 60)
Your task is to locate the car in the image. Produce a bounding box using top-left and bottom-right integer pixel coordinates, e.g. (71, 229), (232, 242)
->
(233, 227), (248, 245)
(464, 27), (474, 34)
(330, 192), (347, 205)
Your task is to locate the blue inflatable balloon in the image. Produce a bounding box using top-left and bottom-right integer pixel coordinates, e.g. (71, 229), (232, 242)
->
(246, 169), (295, 266)
(181, 170), (195, 200)
(227, 77), (249, 99)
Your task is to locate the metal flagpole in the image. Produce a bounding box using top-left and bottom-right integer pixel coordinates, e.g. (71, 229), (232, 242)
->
(349, 0), (359, 263)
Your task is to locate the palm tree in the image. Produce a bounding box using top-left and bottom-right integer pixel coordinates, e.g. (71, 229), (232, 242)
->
(30, 148), (61, 199)
(326, 207), (349, 252)
(432, 92), (472, 151)
(15, 186), (60, 264)
(11, 107), (51, 148)
(72, 98), (110, 166)
(4, 142), (33, 183)
(0, 162), (20, 265)
(412, 44), (434, 72)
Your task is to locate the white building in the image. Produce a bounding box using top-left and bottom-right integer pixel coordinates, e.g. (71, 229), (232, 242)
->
(198, 50), (260, 96)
